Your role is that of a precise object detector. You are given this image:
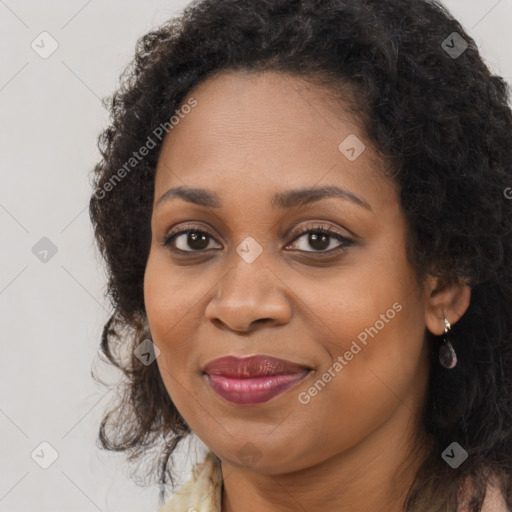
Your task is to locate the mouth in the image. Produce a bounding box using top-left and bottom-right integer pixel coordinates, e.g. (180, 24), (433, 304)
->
(202, 355), (313, 406)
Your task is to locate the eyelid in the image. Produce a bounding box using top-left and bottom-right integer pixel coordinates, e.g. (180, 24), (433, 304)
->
(285, 221), (352, 244)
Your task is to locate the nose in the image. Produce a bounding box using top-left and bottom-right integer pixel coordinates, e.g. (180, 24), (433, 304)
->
(204, 251), (292, 333)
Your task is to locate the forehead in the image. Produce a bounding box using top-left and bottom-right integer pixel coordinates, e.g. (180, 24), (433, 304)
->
(154, 69), (394, 208)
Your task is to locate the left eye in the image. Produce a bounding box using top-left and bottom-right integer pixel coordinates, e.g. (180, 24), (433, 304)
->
(285, 228), (352, 253)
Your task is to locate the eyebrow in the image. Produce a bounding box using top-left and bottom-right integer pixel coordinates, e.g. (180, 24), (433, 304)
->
(156, 185), (372, 211)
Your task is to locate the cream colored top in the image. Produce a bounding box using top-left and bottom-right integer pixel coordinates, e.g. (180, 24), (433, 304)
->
(158, 451), (509, 512)
(158, 451), (222, 512)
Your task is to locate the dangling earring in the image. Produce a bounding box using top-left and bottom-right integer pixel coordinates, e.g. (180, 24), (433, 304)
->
(439, 317), (457, 369)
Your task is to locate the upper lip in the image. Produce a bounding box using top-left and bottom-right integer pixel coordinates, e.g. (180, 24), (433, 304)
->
(202, 355), (312, 378)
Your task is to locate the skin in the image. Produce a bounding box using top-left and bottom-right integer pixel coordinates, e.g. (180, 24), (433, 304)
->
(143, 69), (471, 512)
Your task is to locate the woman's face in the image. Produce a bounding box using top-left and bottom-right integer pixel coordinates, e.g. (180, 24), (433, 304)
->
(144, 70), (432, 474)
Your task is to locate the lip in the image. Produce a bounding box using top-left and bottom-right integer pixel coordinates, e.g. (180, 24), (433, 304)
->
(202, 355), (312, 406)
(202, 355), (311, 377)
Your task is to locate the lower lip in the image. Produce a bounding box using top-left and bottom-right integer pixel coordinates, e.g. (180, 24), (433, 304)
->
(205, 372), (310, 406)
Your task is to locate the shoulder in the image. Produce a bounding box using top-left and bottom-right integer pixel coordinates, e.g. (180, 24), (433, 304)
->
(158, 451), (222, 512)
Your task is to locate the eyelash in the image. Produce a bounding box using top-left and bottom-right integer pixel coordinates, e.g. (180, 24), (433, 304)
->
(162, 222), (354, 256)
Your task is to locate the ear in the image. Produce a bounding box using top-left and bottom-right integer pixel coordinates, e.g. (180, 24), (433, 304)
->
(423, 275), (471, 335)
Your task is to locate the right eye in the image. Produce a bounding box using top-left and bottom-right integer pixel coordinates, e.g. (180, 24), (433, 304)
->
(163, 227), (222, 253)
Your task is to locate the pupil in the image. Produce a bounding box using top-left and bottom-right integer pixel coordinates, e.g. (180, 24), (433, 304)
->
(310, 233), (329, 251)
(189, 232), (209, 250)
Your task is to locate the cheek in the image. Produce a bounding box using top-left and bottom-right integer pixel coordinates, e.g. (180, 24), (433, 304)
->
(291, 299), (427, 465)
(325, 258), (426, 387)
(296, 250), (427, 408)
(143, 250), (199, 387)
(144, 255), (172, 341)
(302, 251), (420, 347)
(144, 249), (200, 340)
(143, 253), (196, 413)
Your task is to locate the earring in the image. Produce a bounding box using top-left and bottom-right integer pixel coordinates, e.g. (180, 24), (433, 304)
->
(439, 317), (457, 369)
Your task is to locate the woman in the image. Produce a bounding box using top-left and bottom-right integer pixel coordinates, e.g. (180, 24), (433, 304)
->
(88, 0), (512, 510)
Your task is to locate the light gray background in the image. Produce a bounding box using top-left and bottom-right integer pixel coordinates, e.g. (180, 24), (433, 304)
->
(1, 1), (511, 511)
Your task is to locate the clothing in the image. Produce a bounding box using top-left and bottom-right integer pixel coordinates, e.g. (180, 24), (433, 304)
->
(158, 451), (222, 512)
(158, 450), (509, 512)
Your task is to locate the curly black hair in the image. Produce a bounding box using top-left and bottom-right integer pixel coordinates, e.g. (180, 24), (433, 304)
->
(88, 0), (512, 510)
